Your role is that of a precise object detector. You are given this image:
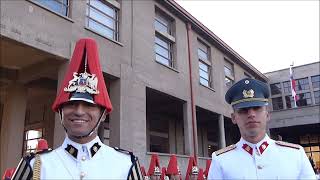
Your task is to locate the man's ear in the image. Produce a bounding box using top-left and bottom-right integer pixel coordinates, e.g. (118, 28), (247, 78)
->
(231, 113), (237, 125)
(266, 111), (270, 122)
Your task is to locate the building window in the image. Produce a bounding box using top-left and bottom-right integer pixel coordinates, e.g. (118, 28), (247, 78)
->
(198, 40), (211, 87)
(314, 91), (320, 104)
(270, 83), (282, 95)
(283, 81), (291, 94)
(86, 0), (119, 41)
(23, 128), (45, 154)
(155, 36), (173, 67)
(311, 75), (320, 89)
(297, 92), (312, 107)
(224, 60), (234, 88)
(295, 77), (310, 91)
(154, 10), (175, 68)
(300, 134), (320, 170)
(285, 95), (294, 108)
(155, 10), (171, 35)
(286, 92), (312, 108)
(272, 97), (283, 110)
(34, 0), (69, 16)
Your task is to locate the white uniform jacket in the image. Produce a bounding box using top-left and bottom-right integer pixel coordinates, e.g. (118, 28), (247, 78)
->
(208, 135), (316, 180)
(12, 136), (143, 179)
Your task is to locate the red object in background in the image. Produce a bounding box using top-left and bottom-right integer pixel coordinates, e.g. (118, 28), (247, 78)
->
(160, 167), (167, 180)
(147, 154), (161, 176)
(197, 168), (204, 180)
(36, 139), (48, 151)
(2, 168), (16, 180)
(185, 156), (198, 180)
(204, 159), (211, 178)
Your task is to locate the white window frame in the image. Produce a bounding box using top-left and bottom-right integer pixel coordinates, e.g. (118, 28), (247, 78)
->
(33, 0), (69, 16)
(198, 40), (211, 87)
(154, 9), (175, 68)
(86, 0), (119, 41)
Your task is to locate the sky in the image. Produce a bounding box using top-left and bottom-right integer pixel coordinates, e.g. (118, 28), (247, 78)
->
(176, 0), (319, 73)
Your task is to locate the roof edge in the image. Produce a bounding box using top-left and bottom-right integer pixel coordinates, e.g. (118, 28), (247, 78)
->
(162, 0), (268, 81)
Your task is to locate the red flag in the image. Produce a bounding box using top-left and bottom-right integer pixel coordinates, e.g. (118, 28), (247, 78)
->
(289, 65), (298, 107)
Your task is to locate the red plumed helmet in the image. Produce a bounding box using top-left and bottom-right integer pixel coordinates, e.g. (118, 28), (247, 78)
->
(52, 38), (112, 113)
(204, 159), (211, 178)
(140, 166), (147, 177)
(166, 154), (181, 175)
(148, 154), (161, 176)
(36, 139), (48, 151)
(185, 156), (198, 180)
(160, 167), (167, 180)
(2, 168), (16, 180)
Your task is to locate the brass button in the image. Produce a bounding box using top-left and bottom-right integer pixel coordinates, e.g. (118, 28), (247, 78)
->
(257, 165), (263, 169)
(80, 171), (86, 178)
(82, 156), (86, 161)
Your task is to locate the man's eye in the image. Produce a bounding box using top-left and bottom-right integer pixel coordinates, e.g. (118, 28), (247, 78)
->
(237, 109), (248, 113)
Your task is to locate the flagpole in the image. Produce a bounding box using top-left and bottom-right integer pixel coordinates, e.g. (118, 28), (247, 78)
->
(289, 63), (297, 108)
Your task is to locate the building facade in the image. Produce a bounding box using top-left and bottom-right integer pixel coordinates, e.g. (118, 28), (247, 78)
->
(0, 0), (267, 175)
(265, 62), (320, 170)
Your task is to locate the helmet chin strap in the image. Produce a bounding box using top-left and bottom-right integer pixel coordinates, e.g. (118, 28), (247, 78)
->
(59, 108), (107, 140)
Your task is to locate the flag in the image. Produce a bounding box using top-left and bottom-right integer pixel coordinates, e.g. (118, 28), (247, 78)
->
(289, 65), (298, 107)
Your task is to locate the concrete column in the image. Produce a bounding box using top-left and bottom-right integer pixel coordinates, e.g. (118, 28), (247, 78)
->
(109, 78), (120, 147)
(183, 102), (194, 155)
(0, 83), (27, 176)
(219, 114), (226, 148)
(169, 118), (176, 153)
(176, 119), (184, 154)
(118, 64), (146, 158)
(53, 62), (68, 148)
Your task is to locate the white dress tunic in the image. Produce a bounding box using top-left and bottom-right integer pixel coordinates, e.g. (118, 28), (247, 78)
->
(13, 136), (140, 179)
(208, 135), (316, 180)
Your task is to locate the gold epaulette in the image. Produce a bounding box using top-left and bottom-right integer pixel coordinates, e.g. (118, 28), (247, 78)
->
(275, 141), (300, 150)
(215, 144), (236, 156)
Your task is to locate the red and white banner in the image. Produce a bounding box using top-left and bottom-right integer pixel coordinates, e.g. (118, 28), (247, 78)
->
(289, 65), (298, 107)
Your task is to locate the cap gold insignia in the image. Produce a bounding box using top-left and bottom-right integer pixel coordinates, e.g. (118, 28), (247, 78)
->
(243, 89), (254, 98)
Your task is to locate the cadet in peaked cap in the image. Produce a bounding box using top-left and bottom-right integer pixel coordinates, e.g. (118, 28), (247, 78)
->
(208, 78), (316, 179)
(12, 38), (143, 180)
(225, 78), (270, 109)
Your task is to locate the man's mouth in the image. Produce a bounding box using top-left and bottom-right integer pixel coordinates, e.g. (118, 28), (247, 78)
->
(71, 119), (88, 123)
(246, 121), (259, 126)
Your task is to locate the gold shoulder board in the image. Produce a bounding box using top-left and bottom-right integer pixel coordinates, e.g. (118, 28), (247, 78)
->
(215, 144), (236, 156)
(275, 141), (300, 150)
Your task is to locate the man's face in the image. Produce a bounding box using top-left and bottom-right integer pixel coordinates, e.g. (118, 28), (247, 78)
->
(169, 175), (181, 180)
(190, 174), (198, 180)
(150, 175), (161, 180)
(231, 106), (270, 142)
(62, 101), (103, 138)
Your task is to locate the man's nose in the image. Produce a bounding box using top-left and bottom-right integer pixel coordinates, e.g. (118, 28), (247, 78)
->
(247, 108), (256, 117)
(74, 103), (86, 115)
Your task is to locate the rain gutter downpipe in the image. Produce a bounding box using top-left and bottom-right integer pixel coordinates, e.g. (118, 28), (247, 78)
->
(186, 22), (197, 161)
